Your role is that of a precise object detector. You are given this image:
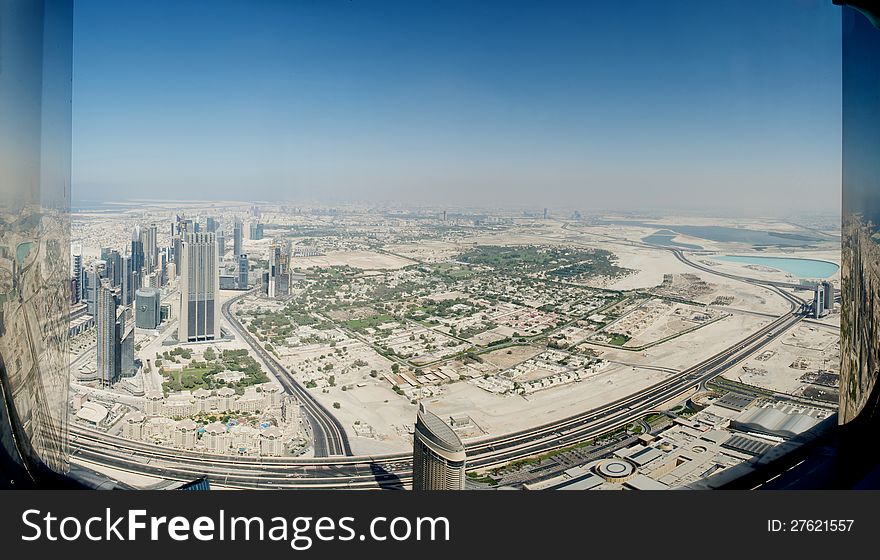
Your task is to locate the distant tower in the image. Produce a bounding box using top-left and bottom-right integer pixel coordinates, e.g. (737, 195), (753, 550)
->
(814, 285), (826, 319)
(71, 253), (82, 303)
(442, 210), (447, 222)
(823, 281), (834, 311)
(84, 267), (100, 315)
(121, 255), (133, 305)
(233, 219), (243, 258)
(107, 249), (122, 288)
(117, 305), (135, 378)
(217, 230), (226, 257)
(206, 216), (217, 233)
(131, 226), (144, 279)
(178, 232), (221, 342)
(412, 404), (466, 490)
(141, 223), (158, 274)
(172, 234), (182, 277)
(543, 207), (548, 220)
(96, 279), (118, 387)
(238, 253), (249, 289)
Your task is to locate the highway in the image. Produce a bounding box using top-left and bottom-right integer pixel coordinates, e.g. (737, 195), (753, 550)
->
(221, 290), (352, 457)
(68, 250), (810, 488)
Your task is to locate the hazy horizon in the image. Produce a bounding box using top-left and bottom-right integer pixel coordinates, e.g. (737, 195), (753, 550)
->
(72, 0), (842, 215)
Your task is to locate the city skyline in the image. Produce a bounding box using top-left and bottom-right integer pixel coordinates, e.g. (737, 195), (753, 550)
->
(72, 0), (841, 215)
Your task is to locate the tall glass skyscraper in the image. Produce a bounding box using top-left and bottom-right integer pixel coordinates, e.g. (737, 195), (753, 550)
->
(96, 280), (118, 387)
(0, 0), (73, 487)
(233, 219), (243, 258)
(179, 232), (221, 342)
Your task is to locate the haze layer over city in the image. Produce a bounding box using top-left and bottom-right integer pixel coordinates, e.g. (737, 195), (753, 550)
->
(62, 1), (844, 489)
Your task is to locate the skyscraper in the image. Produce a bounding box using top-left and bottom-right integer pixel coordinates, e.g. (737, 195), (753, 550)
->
(267, 244), (278, 298)
(72, 253), (82, 303)
(238, 253), (249, 289)
(135, 288), (161, 329)
(172, 234), (182, 277)
(121, 255), (133, 305)
(823, 281), (834, 311)
(206, 216), (217, 233)
(118, 306), (135, 378)
(107, 249), (122, 288)
(813, 285), (825, 319)
(131, 226), (144, 278)
(84, 266), (100, 315)
(233, 219), (243, 258)
(411, 404), (467, 490)
(142, 223), (158, 274)
(96, 279), (118, 387)
(178, 232), (221, 342)
(217, 230), (226, 256)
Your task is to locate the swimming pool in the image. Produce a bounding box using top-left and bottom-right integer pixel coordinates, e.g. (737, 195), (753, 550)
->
(714, 255), (839, 278)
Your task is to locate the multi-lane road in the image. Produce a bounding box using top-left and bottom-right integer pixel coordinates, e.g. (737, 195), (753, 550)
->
(69, 249), (812, 488)
(221, 290), (352, 457)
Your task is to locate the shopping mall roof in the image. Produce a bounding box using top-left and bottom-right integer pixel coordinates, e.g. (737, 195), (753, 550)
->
(75, 402), (108, 425)
(731, 407), (821, 439)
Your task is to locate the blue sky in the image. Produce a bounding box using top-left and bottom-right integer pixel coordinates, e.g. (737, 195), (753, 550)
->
(72, 0), (841, 214)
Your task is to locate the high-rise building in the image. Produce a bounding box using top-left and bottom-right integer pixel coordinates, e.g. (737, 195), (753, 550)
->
(238, 253), (249, 289)
(813, 285), (826, 319)
(411, 404), (466, 490)
(117, 306), (135, 378)
(96, 280), (118, 387)
(823, 281), (834, 311)
(249, 221), (264, 240)
(217, 230), (226, 256)
(159, 249), (168, 287)
(72, 253), (82, 303)
(142, 223), (158, 274)
(131, 226), (144, 277)
(84, 267), (100, 315)
(233, 219), (243, 258)
(178, 232), (221, 342)
(107, 249), (122, 288)
(206, 216), (217, 233)
(135, 288), (162, 329)
(172, 234), (182, 277)
(267, 244), (278, 297)
(121, 255), (133, 306)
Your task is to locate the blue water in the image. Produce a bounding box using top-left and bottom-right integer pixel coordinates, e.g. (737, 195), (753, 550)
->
(602, 220), (821, 247)
(642, 230), (703, 250)
(15, 242), (34, 264)
(715, 255), (839, 278)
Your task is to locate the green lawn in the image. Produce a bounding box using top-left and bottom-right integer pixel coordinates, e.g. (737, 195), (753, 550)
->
(608, 333), (631, 346)
(344, 314), (396, 331)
